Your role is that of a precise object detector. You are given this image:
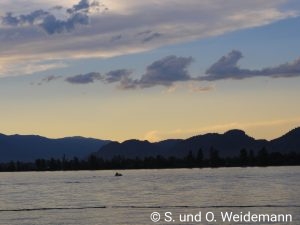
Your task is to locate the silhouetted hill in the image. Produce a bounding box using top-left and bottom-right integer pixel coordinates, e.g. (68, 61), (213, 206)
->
(0, 134), (109, 162)
(96, 139), (180, 159)
(1, 127), (300, 163)
(169, 129), (268, 158)
(154, 139), (182, 151)
(96, 128), (300, 159)
(269, 127), (300, 152)
(96, 139), (183, 159)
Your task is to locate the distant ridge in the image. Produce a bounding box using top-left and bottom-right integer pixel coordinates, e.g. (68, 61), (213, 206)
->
(96, 127), (300, 159)
(0, 134), (109, 162)
(96, 139), (181, 159)
(269, 127), (300, 152)
(1, 127), (300, 162)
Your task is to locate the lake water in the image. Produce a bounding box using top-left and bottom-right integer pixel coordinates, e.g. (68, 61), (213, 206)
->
(0, 167), (299, 225)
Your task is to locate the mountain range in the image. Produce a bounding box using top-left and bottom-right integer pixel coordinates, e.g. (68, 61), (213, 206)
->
(96, 127), (300, 159)
(0, 127), (299, 162)
(0, 134), (108, 162)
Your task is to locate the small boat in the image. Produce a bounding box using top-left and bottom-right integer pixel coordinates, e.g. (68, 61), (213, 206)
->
(115, 172), (123, 177)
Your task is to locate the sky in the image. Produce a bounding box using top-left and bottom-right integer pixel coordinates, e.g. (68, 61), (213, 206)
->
(0, 0), (300, 142)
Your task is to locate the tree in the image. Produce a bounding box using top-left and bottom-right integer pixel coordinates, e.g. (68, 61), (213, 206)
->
(185, 150), (195, 167)
(239, 148), (248, 166)
(8, 161), (16, 171)
(88, 154), (99, 170)
(248, 150), (255, 166)
(209, 147), (220, 167)
(35, 159), (46, 171)
(257, 147), (269, 166)
(196, 148), (203, 167)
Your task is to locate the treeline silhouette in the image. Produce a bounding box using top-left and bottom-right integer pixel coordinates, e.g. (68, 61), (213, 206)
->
(0, 147), (300, 172)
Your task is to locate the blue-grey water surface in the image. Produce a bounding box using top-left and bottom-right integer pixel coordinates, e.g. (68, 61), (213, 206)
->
(0, 167), (299, 224)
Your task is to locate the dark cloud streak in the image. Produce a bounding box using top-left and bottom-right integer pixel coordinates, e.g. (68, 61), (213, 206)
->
(1, 0), (103, 34)
(136, 55), (193, 88)
(136, 30), (152, 36)
(110, 34), (122, 42)
(37, 75), (62, 85)
(201, 50), (300, 81)
(2, 10), (50, 26)
(40, 13), (89, 34)
(63, 52), (300, 89)
(42, 75), (62, 82)
(142, 32), (162, 43)
(63, 56), (194, 89)
(104, 69), (132, 83)
(67, 0), (90, 14)
(65, 72), (102, 84)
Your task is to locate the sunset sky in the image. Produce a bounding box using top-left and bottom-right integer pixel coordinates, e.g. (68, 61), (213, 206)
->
(0, 0), (300, 142)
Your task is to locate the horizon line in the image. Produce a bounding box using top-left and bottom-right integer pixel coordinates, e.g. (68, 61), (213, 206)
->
(1, 126), (299, 143)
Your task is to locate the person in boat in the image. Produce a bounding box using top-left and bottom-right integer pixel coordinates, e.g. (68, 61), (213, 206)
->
(115, 172), (122, 176)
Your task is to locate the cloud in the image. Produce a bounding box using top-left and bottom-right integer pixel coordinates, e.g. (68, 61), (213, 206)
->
(143, 130), (161, 142)
(36, 75), (62, 85)
(161, 83), (214, 94)
(39, 12), (89, 34)
(0, 0), (297, 77)
(42, 75), (62, 82)
(110, 34), (122, 42)
(188, 84), (214, 93)
(65, 72), (102, 84)
(142, 32), (162, 43)
(60, 51), (300, 89)
(136, 30), (152, 36)
(201, 50), (300, 81)
(51, 6), (63, 11)
(135, 55), (194, 88)
(64, 69), (133, 85)
(206, 50), (244, 76)
(87, 55), (194, 89)
(136, 30), (163, 43)
(2, 10), (50, 26)
(1, 0), (103, 34)
(62, 55), (194, 88)
(163, 84), (180, 94)
(0, 61), (67, 76)
(104, 69), (132, 83)
(67, 0), (90, 14)
(117, 77), (138, 90)
(260, 58), (300, 77)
